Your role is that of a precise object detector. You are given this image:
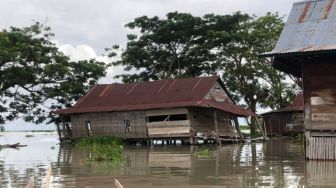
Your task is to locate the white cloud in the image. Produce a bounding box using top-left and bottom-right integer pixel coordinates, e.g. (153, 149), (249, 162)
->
(0, 0), (295, 54)
(56, 42), (123, 84)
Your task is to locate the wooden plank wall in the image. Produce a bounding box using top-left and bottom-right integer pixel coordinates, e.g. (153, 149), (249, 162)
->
(145, 108), (190, 138)
(188, 107), (239, 138)
(263, 112), (303, 136)
(303, 60), (336, 160)
(146, 120), (190, 138)
(304, 61), (336, 131)
(71, 111), (147, 139)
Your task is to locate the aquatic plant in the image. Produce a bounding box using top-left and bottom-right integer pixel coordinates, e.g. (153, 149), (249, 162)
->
(88, 144), (124, 162)
(74, 136), (124, 163)
(294, 133), (305, 145)
(193, 148), (211, 157)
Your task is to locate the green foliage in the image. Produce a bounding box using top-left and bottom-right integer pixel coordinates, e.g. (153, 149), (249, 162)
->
(74, 136), (124, 163)
(109, 12), (300, 136)
(294, 133), (305, 145)
(193, 148), (211, 157)
(109, 12), (217, 82)
(88, 144), (124, 162)
(0, 22), (109, 124)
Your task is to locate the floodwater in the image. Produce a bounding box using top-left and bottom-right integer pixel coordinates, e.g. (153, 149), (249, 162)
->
(1, 133), (336, 187)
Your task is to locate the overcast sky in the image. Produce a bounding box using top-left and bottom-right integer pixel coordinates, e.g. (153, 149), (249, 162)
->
(1, 0), (295, 55)
(1, 0), (296, 130)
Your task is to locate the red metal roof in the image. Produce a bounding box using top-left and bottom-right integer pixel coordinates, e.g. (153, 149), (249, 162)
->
(53, 76), (254, 116)
(261, 93), (303, 115)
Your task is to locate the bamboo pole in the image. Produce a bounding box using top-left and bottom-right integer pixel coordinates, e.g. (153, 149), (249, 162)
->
(45, 166), (52, 188)
(25, 179), (33, 188)
(255, 116), (267, 140)
(115, 179), (124, 188)
(233, 117), (244, 141)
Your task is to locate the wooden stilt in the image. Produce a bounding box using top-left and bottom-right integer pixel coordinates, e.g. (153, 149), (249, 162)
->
(233, 117), (244, 141)
(213, 110), (219, 144)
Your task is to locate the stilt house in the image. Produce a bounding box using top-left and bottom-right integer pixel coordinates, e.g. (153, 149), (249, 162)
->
(53, 76), (253, 143)
(261, 94), (304, 136)
(263, 0), (336, 159)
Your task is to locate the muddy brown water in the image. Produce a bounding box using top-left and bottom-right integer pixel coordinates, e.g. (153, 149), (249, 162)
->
(0, 132), (335, 187)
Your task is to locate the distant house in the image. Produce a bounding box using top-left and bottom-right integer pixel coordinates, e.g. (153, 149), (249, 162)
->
(53, 76), (253, 144)
(261, 94), (304, 136)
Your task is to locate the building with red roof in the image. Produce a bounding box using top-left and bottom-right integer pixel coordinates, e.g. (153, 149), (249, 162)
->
(261, 93), (304, 136)
(53, 76), (253, 143)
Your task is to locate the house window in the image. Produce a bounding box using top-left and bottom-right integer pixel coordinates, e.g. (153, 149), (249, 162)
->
(147, 114), (187, 122)
(124, 119), (131, 133)
(85, 120), (92, 136)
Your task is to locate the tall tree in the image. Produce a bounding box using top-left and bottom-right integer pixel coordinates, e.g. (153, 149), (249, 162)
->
(0, 23), (109, 124)
(109, 12), (217, 82)
(109, 12), (300, 135)
(208, 12), (298, 135)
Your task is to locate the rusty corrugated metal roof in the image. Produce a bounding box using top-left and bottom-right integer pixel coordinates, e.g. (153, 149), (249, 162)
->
(263, 0), (336, 56)
(261, 93), (303, 115)
(53, 76), (254, 117)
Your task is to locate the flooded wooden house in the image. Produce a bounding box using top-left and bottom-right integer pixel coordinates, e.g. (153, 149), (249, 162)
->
(53, 76), (253, 144)
(263, 0), (336, 159)
(261, 94), (304, 136)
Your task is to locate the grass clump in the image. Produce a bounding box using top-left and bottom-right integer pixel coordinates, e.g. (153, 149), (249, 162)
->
(25, 134), (34, 137)
(193, 148), (211, 157)
(74, 136), (124, 163)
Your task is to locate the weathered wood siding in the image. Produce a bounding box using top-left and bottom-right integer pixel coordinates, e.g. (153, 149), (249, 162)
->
(145, 108), (190, 138)
(146, 121), (190, 138)
(303, 61), (336, 131)
(70, 107), (240, 140)
(303, 60), (336, 160)
(188, 107), (239, 138)
(263, 111), (303, 136)
(71, 111), (147, 139)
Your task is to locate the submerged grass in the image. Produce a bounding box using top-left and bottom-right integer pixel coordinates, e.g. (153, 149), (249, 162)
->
(193, 148), (211, 157)
(74, 136), (124, 164)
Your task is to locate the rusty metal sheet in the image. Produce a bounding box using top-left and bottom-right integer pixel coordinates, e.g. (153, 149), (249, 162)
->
(263, 0), (336, 56)
(261, 93), (303, 115)
(53, 76), (254, 117)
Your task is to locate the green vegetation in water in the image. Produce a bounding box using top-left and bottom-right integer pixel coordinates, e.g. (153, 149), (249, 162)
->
(193, 148), (211, 157)
(25, 134), (34, 138)
(74, 136), (124, 163)
(294, 133), (305, 145)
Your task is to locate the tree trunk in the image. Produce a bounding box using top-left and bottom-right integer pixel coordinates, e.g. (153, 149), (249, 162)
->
(249, 102), (257, 137)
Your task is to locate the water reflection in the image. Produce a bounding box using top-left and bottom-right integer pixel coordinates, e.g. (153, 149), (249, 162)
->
(0, 132), (58, 187)
(51, 138), (306, 187)
(1, 134), (336, 187)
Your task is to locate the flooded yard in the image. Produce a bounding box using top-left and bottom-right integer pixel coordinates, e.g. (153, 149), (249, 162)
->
(0, 132), (335, 187)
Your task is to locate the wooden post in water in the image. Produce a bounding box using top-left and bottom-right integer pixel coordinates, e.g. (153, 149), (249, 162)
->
(55, 123), (62, 142)
(45, 166), (52, 188)
(25, 179), (33, 188)
(233, 117), (244, 141)
(213, 110), (220, 144)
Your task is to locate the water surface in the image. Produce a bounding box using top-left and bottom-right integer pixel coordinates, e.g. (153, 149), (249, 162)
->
(0, 132), (335, 187)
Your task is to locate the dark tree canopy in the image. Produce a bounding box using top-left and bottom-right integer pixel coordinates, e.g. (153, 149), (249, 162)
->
(110, 12), (218, 82)
(109, 12), (300, 135)
(0, 23), (109, 124)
